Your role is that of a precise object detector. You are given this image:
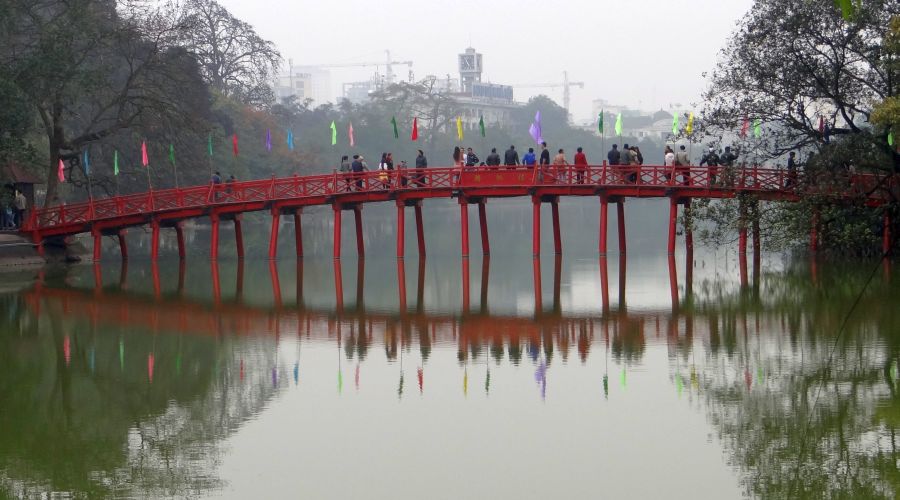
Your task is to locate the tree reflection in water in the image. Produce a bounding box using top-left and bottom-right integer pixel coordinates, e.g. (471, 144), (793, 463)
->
(0, 255), (898, 498)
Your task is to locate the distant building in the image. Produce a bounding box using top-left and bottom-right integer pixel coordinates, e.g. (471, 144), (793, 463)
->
(273, 65), (331, 106)
(451, 48), (520, 129)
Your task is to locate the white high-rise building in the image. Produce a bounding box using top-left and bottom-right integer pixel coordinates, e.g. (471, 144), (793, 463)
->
(273, 64), (332, 107)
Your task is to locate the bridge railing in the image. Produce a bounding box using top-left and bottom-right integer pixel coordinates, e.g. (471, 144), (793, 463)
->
(22, 165), (896, 233)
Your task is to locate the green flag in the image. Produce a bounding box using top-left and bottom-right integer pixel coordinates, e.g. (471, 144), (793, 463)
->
(753, 119), (762, 138)
(672, 114), (679, 135)
(598, 111), (604, 134)
(207, 133), (213, 156)
(338, 369), (343, 393)
(889, 130), (895, 147)
(168, 144), (176, 166)
(391, 116), (399, 139)
(479, 115), (486, 137)
(614, 113), (623, 136)
(330, 121), (337, 146)
(113, 150), (119, 176)
(620, 367), (627, 389)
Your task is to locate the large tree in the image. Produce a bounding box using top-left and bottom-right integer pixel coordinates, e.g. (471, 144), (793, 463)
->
(0, 0), (211, 206)
(181, 0), (281, 107)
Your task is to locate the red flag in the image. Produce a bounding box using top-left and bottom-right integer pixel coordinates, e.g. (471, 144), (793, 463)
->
(348, 122), (355, 147)
(411, 117), (419, 141)
(740, 116), (749, 137)
(141, 141), (149, 167)
(818, 116), (825, 135)
(232, 134), (239, 156)
(57, 158), (65, 183)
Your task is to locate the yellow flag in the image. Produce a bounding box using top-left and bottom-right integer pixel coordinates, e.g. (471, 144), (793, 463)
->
(685, 112), (694, 136)
(456, 116), (464, 141)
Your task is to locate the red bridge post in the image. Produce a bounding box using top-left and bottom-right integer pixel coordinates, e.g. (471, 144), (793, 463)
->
(551, 197), (562, 256)
(353, 205), (364, 258)
(175, 222), (185, 260)
(396, 201), (406, 259)
(293, 209), (303, 258)
(478, 199), (490, 256)
(92, 228), (102, 262)
(667, 197), (678, 255)
(599, 195), (609, 255)
(268, 209), (280, 260)
(333, 204), (342, 260)
(460, 199), (470, 258)
(414, 202), (426, 257)
(150, 219), (160, 261)
(617, 200), (626, 255)
(117, 229), (128, 260)
(532, 196), (541, 257)
(684, 200), (694, 253)
(533, 257), (542, 312)
(211, 213), (220, 261)
(234, 215), (244, 259)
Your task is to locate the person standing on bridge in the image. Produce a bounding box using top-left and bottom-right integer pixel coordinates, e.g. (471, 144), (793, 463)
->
(465, 147), (479, 168)
(785, 151), (798, 188)
(699, 147), (721, 185)
(607, 144), (621, 166)
(574, 147), (588, 184)
(485, 148), (501, 167)
(211, 171), (222, 201)
(340, 155), (352, 192)
(452, 146), (464, 168)
(415, 150), (428, 187)
(522, 147), (537, 167)
(378, 153), (391, 189)
(552, 149), (567, 184)
(13, 189), (26, 229)
(351, 155), (365, 191)
(504, 145), (519, 167)
(674, 145), (691, 186)
(539, 142), (551, 166)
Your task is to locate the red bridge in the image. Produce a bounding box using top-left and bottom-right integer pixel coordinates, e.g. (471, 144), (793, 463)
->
(22, 164), (896, 260)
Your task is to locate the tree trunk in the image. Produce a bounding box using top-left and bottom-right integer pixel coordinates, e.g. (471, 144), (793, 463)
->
(44, 144), (60, 208)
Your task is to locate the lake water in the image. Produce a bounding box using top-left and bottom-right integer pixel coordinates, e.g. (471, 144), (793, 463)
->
(1, 200), (899, 499)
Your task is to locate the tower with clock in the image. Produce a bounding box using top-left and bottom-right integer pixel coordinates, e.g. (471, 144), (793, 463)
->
(458, 47), (483, 94)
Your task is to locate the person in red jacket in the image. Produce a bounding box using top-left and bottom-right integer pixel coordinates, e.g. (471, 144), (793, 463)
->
(573, 146), (588, 184)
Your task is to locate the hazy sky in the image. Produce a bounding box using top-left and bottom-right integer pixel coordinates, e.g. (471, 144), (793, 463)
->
(217, 0), (754, 122)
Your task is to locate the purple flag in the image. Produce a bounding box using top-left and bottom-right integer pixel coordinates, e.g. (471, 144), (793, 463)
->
(266, 129), (272, 151)
(528, 111), (543, 145)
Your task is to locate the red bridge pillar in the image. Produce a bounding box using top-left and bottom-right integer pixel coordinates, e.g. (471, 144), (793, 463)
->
(599, 195), (609, 255)
(684, 200), (694, 253)
(478, 200), (490, 256)
(415, 202), (426, 257)
(353, 205), (364, 258)
(532, 196), (541, 257)
(150, 219), (160, 261)
(460, 199), (470, 258)
(175, 222), (185, 260)
(234, 215), (244, 259)
(667, 197), (678, 255)
(617, 200), (626, 255)
(268, 209), (280, 260)
(333, 204), (342, 260)
(396, 201), (406, 259)
(293, 209), (303, 258)
(210, 213), (220, 261)
(117, 229), (128, 260)
(551, 198), (562, 256)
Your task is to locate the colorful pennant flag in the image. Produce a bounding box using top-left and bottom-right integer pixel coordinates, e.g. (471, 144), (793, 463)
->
(286, 129), (294, 150)
(479, 115), (486, 137)
(614, 113), (623, 136)
(391, 116), (399, 139)
(113, 150), (119, 176)
(57, 158), (65, 183)
(168, 144), (176, 166)
(741, 116), (749, 137)
(330, 121), (337, 146)
(266, 129), (272, 151)
(889, 130), (895, 147)
(411, 117), (419, 141)
(82, 149), (90, 175)
(456, 116), (464, 141)
(598, 111), (604, 135)
(348, 121), (355, 147)
(232, 134), (239, 156)
(685, 113), (694, 136)
(753, 119), (762, 138)
(208, 133), (213, 156)
(141, 141), (149, 167)
(672, 114), (680, 135)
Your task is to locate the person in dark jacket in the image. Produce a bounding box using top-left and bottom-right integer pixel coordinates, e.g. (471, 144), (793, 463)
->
(539, 142), (551, 165)
(607, 145), (621, 165)
(414, 150), (428, 186)
(504, 145), (519, 167)
(351, 154), (365, 190)
(699, 147), (720, 185)
(465, 147), (479, 167)
(485, 148), (501, 167)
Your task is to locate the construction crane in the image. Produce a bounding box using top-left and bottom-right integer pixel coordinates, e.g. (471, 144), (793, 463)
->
(310, 50), (414, 85)
(511, 71), (584, 114)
